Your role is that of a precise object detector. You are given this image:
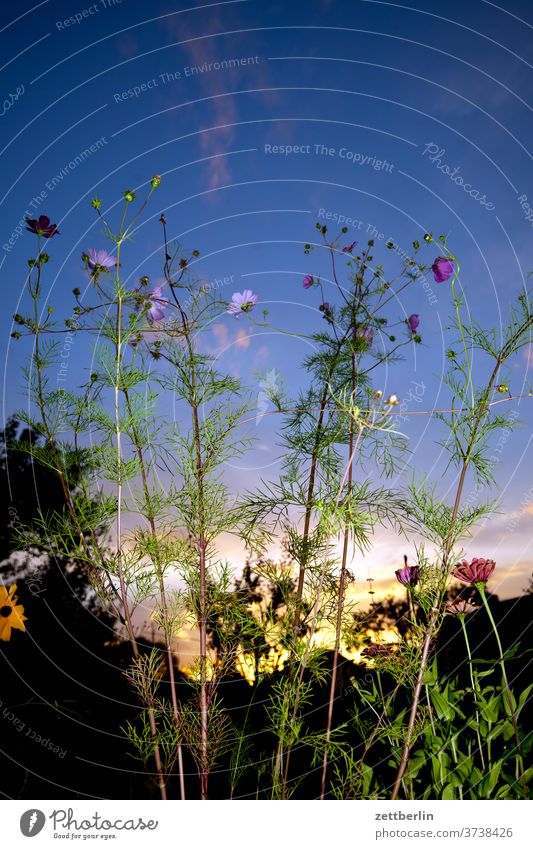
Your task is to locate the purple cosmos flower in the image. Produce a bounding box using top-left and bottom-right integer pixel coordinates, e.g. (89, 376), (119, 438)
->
(445, 598), (478, 617)
(145, 285), (169, 322)
(227, 289), (259, 318)
(395, 565), (420, 587)
(26, 215), (59, 238)
(354, 326), (374, 345)
(432, 256), (454, 283)
(342, 241), (358, 253)
(407, 314), (420, 333)
(319, 302), (330, 312)
(452, 558), (495, 585)
(87, 248), (117, 273)
(303, 275), (314, 289)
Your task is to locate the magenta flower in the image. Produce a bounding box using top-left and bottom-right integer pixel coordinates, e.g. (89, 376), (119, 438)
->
(303, 275), (314, 289)
(445, 598), (478, 617)
(395, 565), (420, 587)
(319, 302), (330, 312)
(87, 248), (117, 273)
(26, 215), (59, 238)
(432, 256), (454, 283)
(342, 241), (357, 253)
(354, 326), (374, 345)
(227, 289), (259, 318)
(145, 285), (169, 322)
(407, 314), (420, 333)
(452, 558), (495, 585)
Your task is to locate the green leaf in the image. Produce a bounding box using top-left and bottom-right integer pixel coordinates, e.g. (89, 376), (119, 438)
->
(442, 783), (456, 799)
(430, 689), (455, 721)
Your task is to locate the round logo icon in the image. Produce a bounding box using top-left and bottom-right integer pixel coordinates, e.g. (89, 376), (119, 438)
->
(20, 810), (46, 837)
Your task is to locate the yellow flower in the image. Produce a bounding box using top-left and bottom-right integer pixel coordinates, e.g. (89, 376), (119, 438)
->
(0, 583), (27, 642)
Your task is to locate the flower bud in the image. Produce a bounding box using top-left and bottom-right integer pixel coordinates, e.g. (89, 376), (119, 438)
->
(124, 189), (136, 203)
(423, 233), (432, 242)
(386, 394), (399, 406)
(150, 175), (161, 189)
(73, 287), (81, 297)
(495, 384), (509, 393)
(91, 197), (102, 210)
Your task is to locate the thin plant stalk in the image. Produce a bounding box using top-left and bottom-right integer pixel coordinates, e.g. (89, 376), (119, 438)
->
(114, 222), (168, 799)
(320, 351), (356, 798)
(391, 312), (533, 799)
(459, 614), (486, 770)
(123, 390), (186, 800)
(161, 216), (209, 799)
(478, 584), (525, 789)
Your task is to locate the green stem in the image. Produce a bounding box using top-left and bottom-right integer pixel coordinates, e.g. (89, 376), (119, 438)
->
(459, 615), (486, 770)
(478, 585), (527, 796)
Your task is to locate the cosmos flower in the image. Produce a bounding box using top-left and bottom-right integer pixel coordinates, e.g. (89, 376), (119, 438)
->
(87, 248), (117, 274)
(445, 598), (478, 617)
(25, 215), (59, 238)
(354, 326), (374, 345)
(452, 558), (496, 586)
(227, 289), (259, 318)
(303, 275), (314, 289)
(342, 241), (358, 253)
(432, 256), (454, 283)
(395, 565), (420, 587)
(407, 314), (420, 333)
(145, 285), (169, 322)
(0, 584), (27, 642)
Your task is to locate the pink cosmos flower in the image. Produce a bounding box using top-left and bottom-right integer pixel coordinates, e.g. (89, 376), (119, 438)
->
(227, 289), (259, 318)
(303, 275), (314, 289)
(87, 248), (117, 273)
(432, 257), (454, 283)
(395, 565), (420, 587)
(452, 558), (495, 585)
(354, 326), (374, 345)
(445, 598), (478, 617)
(145, 285), (169, 322)
(407, 314), (420, 333)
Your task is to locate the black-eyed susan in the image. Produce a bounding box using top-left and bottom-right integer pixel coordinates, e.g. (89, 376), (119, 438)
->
(0, 584), (27, 642)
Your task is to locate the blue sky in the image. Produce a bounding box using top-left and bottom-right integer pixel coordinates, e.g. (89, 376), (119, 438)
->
(1, 0), (532, 599)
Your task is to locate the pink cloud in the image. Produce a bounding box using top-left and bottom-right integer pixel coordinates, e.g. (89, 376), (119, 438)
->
(523, 343), (533, 368)
(235, 328), (250, 349)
